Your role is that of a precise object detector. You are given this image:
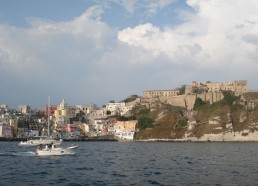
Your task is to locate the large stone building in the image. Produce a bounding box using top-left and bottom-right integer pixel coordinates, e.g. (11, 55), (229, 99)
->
(143, 89), (180, 98)
(142, 80), (247, 110)
(241, 91), (258, 109)
(190, 80), (247, 95)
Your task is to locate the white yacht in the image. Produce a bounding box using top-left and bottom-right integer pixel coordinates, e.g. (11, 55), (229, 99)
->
(36, 142), (78, 156)
(19, 136), (57, 146)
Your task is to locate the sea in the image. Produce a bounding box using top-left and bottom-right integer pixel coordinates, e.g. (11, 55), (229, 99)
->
(0, 141), (258, 186)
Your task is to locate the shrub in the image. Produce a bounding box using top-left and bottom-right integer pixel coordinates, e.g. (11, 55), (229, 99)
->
(137, 116), (154, 129)
(177, 119), (188, 128)
(193, 97), (207, 109)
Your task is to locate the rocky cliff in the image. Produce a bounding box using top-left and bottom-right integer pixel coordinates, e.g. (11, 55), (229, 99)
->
(134, 101), (258, 141)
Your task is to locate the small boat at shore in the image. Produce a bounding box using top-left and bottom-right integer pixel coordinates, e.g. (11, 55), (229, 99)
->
(36, 142), (78, 156)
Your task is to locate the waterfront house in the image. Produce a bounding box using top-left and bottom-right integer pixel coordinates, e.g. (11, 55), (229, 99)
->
(113, 120), (137, 140)
(0, 120), (13, 138)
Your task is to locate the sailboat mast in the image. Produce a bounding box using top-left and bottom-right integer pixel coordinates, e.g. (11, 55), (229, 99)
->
(48, 96), (50, 138)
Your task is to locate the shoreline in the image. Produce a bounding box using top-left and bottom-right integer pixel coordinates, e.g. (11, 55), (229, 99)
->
(1, 137), (258, 142)
(0, 137), (118, 142)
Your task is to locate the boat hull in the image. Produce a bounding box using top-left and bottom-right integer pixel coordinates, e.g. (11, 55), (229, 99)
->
(36, 143), (78, 156)
(36, 149), (75, 156)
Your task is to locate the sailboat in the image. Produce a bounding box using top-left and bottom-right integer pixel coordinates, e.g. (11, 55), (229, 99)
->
(19, 97), (58, 146)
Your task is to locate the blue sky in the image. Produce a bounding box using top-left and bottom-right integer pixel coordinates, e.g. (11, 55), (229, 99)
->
(0, 0), (258, 109)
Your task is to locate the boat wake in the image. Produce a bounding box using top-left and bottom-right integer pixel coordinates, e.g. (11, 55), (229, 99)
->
(0, 151), (36, 156)
(67, 145), (79, 149)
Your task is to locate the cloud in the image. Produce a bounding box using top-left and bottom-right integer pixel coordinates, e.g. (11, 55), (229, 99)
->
(0, 6), (118, 107)
(111, 0), (138, 14)
(117, 0), (258, 70)
(1, 0), (258, 108)
(0, 5), (112, 71)
(145, 0), (177, 16)
(110, 0), (177, 16)
(117, 23), (202, 63)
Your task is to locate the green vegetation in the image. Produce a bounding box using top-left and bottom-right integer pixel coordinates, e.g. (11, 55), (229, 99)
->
(176, 118), (188, 128)
(177, 85), (186, 95)
(121, 95), (140, 103)
(193, 97), (207, 110)
(221, 90), (240, 106)
(117, 115), (136, 121)
(137, 116), (154, 129)
(138, 108), (150, 115)
(131, 107), (154, 129)
(192, 86), (207, 94)
(209, 101), (224, 113)
(193, 90), (242, 111)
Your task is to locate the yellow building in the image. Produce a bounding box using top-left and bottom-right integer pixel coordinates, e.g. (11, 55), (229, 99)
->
(54, 99), (75, 130)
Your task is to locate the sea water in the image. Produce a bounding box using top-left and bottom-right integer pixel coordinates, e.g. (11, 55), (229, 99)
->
(0, 141), (258, 186)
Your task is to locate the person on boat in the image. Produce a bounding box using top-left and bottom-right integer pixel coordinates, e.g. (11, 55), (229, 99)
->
(46, 142), (53, 150)
(37, 144), (43, 150)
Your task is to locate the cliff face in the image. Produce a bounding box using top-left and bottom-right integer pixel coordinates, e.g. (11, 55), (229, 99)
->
(134, 101), (258, 141)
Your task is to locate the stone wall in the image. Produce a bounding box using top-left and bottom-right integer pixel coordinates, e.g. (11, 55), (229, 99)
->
(197, 92), (224, 104)
(140, 92), (224, 110)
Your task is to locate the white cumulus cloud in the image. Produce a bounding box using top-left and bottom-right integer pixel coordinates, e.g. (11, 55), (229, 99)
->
(1, 0), (258, 108)
(117, 0), (258, 70)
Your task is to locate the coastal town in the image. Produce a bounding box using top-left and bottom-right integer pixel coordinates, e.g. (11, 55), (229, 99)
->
(1, 80), (258, 141)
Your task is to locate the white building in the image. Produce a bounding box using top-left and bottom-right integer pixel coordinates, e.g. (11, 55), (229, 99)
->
(106, 102), (133, 116)
(0, 105), (9, 114)
(113, 120), (137, 141)
(18, 105), (31, 114)
(76, 104), (98, 114)
(0, 120), (13, 138)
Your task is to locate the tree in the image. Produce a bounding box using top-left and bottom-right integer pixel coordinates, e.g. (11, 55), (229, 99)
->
(193, 97), (207, 109)
(221, 90), (240, 106)
(177, 85), (186, 95)
(121, 95), (140, 103)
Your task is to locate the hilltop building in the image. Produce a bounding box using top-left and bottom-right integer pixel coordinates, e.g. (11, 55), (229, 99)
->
(76, 104), (97, 114)
(18, 105), (31, 114)
(143, 90), (179, 98)
(142, 80), (247, 110)
(188, 80), (247, 95)
(105, 102), (133, 116)
(241, 91), (258, 109)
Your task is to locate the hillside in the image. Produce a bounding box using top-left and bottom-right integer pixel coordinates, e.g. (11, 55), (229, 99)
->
(133, 95), (258, 141)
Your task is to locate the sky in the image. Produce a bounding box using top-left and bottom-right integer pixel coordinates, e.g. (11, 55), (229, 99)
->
(0, 0), (258, 109)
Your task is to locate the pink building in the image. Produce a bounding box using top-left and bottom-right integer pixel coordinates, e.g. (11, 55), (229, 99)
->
(65, 124), (76, 133)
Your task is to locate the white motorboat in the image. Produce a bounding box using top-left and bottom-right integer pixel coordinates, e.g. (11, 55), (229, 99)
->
(19, 137), (57, 146)
(36, 142), (78, 156)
